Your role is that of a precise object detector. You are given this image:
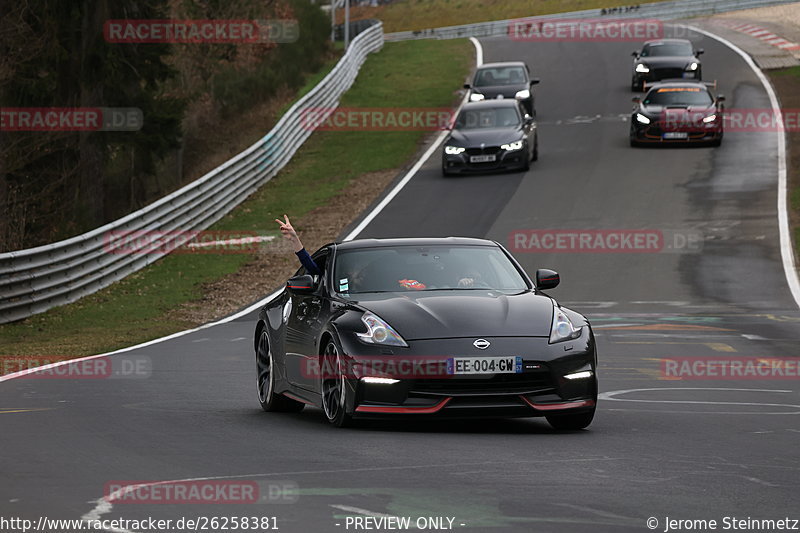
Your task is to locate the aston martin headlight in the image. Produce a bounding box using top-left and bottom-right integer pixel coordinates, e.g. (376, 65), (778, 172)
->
(635, 63), (650, 73)
(469, 93), (485, 102)
(356, 312), (408, 347)
(501, 140), (524, 151)
(445, 145), (466, 155)
(515, 89), (530, 99)
(549, 306), (582, 344)
(686, 62), (699, 71)
(636, 113), (651, 124)
(702, 113), (717, 123)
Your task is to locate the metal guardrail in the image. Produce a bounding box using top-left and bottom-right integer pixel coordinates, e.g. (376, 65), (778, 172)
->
(0, 22), (384, 324)
(385, 0), (798, 41)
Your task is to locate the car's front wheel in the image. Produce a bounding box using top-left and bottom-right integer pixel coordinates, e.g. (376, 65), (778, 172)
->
(546, 407), (596, 430)
(257, 330), (304, 413)
(321, 339), (353, 427)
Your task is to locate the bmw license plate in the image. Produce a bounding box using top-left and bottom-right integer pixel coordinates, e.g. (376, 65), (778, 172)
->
(470, 154), (496, 163)
(663, 132), (688, 139)
(447, 356), (523, 375)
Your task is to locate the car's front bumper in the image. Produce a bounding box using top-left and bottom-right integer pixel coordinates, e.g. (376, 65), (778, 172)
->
(443, 147), (527, 174)
(633, 69), (698, 86)
(631, 122), (722, 144)
(338, 331), (597, 419)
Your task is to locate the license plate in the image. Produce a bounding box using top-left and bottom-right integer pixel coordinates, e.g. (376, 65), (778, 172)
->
(663, 132), (688, 139)
(470, 154), (496, 163)
(682, 72), (695, 78)
(447, 356), (523, 375)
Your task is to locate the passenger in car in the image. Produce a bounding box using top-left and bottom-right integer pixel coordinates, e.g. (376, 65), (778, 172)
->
(275, 215), (321, 276)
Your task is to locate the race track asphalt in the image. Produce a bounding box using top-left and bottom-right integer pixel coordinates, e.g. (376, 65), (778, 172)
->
(1, 24), (798, 533)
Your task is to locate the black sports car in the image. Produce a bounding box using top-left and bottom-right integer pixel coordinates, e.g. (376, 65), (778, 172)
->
(254, 238), (597, 429)
(630, 80), (724, 146)
(463, 61), (540, 115)
(441, 100), (538, 176)
(631, 38), (703, 91)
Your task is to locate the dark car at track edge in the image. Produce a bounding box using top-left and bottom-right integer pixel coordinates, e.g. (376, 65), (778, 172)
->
(254, 237), (598, 430)
(631, 38), (703, 91)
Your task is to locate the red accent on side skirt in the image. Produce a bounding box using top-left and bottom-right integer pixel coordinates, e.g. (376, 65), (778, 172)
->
(520, 397), (596, 411)
(283, 392), (314, 405)
(355, 398), (452, 414)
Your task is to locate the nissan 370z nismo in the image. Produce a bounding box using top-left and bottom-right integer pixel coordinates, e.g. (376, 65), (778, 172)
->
(254, 238), (597, 429)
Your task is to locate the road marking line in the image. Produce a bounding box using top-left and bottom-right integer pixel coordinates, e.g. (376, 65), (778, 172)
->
(704, 343), (737, 352)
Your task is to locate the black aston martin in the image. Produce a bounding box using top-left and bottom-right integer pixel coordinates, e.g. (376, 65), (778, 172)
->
(631, 38), (703, 91)
(630, 80), (724, 146)
(441, 100), (538, 176)
(463, 61), (540, 115)
(254, 238), (597, 429)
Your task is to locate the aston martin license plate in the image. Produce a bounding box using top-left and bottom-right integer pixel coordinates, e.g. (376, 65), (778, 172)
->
(470, 154), (496, 163)
(663, 132), (688, 139)
(447, 356), (523, 375)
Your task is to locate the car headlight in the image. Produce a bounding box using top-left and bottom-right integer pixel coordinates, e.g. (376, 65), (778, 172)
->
(635, 63), (650, 73)
(549, 306), (583, 344)
(514, 89), (530, 99)
(445, 145), (466, 155)
(356, 312), (408, 347)
(635, 113), (651, 124)
(686, 62), (698, 71)
(469, 93), (485, 102)
(702, 113), (717, 123)
(501, 140), (523, 151)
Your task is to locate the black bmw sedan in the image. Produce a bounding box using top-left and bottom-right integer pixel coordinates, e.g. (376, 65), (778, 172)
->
(441, 100), (538, 176)
(631, 38), (703, 91)
(463, 61), (540, 115)
(254, 238), (598, 430)
(630, 80), (724, 146)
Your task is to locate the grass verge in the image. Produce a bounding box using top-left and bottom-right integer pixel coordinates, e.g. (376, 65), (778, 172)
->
(768, 66), (800, 266)
(0, 38), (473, 362)
(346, 0), (664, 33)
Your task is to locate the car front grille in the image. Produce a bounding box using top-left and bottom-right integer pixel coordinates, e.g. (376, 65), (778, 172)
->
(465, 146), (501, 156)
(652, 67), (685, 80)
(410, 371), (553, 396)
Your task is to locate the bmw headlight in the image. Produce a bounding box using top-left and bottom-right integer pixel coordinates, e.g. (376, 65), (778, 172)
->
(636, 113), (651, 124)
(445, 145), (466, 155)
(514, 89), (530, 99)
(469, 93), (485, 102)
(702, 113), (717, 123)
(635, 63), (650, 73)
(549, 306), (583, 344)
(356, 312), (408, 347)
(686, 62), (698, 71)
(501, 140), (524, 151)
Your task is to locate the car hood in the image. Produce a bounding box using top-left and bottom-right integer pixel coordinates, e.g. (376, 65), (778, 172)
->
(354, 290), (554, 340)
(472, 84), (527, 98)
(448, 127), (522, 147)
(637, 56), (697, 68)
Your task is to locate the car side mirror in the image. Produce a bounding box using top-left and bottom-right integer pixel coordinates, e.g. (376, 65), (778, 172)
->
(287, 274), (316, 294)
(717, 95), (725, 102)
(463, 83), (471, 90)
(535, 269), (560, 290)
(530, 78), (540, 86)
(632, 96), (641, 103)
(524, 114), (534, 124)
(696, 48), (704, 55)
(632, 51), (639, 57)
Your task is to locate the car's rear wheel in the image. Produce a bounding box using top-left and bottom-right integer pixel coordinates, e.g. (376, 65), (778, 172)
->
(257, 330), (304, 413)
(546, 407), (596, 430)
(321, 340), (353, 427)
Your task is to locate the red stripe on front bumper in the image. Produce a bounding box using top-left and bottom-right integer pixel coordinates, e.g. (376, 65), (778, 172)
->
(355, 398), (452, 414)
(520, 397), (595, 411)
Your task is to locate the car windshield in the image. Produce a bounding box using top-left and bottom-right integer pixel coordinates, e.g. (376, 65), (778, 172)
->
(455, 107), (520, 129)
(643, 87), (713, 106)
(333, 245), (529, 295)
(474, 66), (527, 87)
(641, 43), (693, 57)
